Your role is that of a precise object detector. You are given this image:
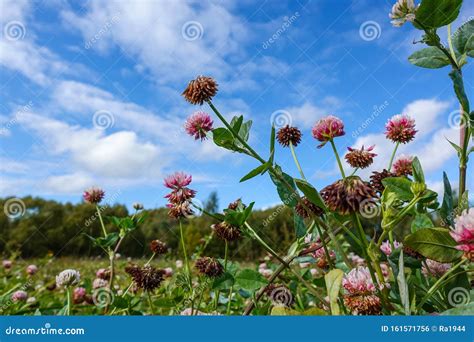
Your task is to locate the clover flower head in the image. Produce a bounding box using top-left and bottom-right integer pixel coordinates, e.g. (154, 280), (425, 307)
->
(385, 114), (417, 143)
(185, 111), (214, 140)
(345, 145), (377, 169)
(26, 264), (38, 275)
(422, 259), (451, 277)
(342, 266), (377, 295)
(380, 240), (401, 256)
(182, 75), (218, 105)
(276, 125), (302, 147)
(389, 0), (418, 27)
(2, 260), (12, 269)
(164, 172), (192, 189)
(12, 290), (28, 302)
(450, 209), (474, 254)
(73, 287), (86, 301)
(133, 202), (144, 211)
(56, 269), (81, 288)
(195, 257), (224, 278)
(312, 115), (345, 147)
(83, 187), (105, 204)
(392, 155), (413, 176)
(150, 239), (168, 254)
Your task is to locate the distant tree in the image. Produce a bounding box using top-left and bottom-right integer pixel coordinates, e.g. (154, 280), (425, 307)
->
(204, 191), (219, 214)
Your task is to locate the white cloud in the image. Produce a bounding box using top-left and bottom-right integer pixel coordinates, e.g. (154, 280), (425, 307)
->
(284, 100), (341, 129)
(42, 173), (95, 194)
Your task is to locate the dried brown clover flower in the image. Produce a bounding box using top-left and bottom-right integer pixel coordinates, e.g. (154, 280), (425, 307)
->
(345, 145), (376, 169)
(294, 197), (324, 218)
(125, 264), (165, 292)
(149, 239), (168, 255)
(276, 125), (302, 147)
(370, 169), (395, 194)
(343, 293), (381, 315)
(213, 221), (241, 242)
(195, 257), (224, 278)
(182, 76), (218, 105)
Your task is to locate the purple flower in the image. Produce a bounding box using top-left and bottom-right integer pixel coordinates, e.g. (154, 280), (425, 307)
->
(164, 172), (192, 189)
(385, 114), (417, 144)
(164, 172), (196, 219)
(185, 111), (213, 140)
(73, 287), (86, 303)
(2, 260), (12, 269)
(450, 209), (474, 255)
(342, 266), (378, 295)
(26, 264), (38, 275)
(12, 290), (28, 302)
(392, 155), (413, 176)
(380, 240), (401, 256)
(83, 187), (105, 204)
(422, 259), (451, 277)
(312, 115), (345, 147)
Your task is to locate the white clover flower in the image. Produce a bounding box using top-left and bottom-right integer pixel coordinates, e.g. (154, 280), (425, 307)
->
(56, 269), (81, 288)
(389, 0), (417, 27)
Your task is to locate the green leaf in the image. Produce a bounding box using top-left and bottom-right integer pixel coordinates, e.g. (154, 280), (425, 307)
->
(453, 19), (474, 54)
(440, 172), (454, 226)
(240, 163), (270, 182)
(441, 302), (474, 315)
(230, 115), (244, 133)
(235, 269), (268, 291)
(411, 157), (424, 183)
(212, 128), (240, 152)
(466, 36), (474, 57)
(404, 227), (463, 262)
(415, 0), (462, 29)
(293, 210), (306, 238)
(269, 165), (299, 207)
(396, 250), (410, 315)
(212, 272), (234, 291)
(325, 269), (344, 315)
(224, 202), (254, 226)
(294, 178), (327, 212)
(408, 47), (450, 69)
(449, 69), (470, 115)
(382, 177), (414, 202)
(446, 138), (463, 156)
(411, 213), (434, 233)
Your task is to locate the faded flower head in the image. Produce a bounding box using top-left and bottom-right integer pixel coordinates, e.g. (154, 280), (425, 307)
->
(312, 115), (345, 147)
(164, 172), (196, 219)
(133, 202), (144, 211)
(370, 169), (395, 194)
(392, 155), (413, 176)
(213, 221), (241, 242)
(321, 177), (377, 215)
(83, 187), (105, 204)
(182, 75), (218, 105)
(450, 209), (474, 254)
(125, 264), (165, 292)
(276, 125), (302, 147)
(92, 278), (108, 289)
(345, 145), (377, 169)
(73, 287), (87, 304)
(12, 290), (28, 302)
(422, 259), (451, 277)
(313, 248), (336, 269)
(150, 239), (168, 255)
(389, 0), (418, 27)
(2, 260), (12, 269)
(295, 197), (324, 218)
(56, 269), (81, 288)
(96, 268), (110, 280)
(26, 264), (38, 276)
(185, 111), (213, 140)
(195, 257), (224, 278)
(380, 240), (401, 256)
(385, 114), (417, 143)
(344, 293), (381, 315)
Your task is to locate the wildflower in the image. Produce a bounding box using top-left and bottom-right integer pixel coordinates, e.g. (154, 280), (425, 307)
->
(392, 155), (413, 176)
(321, 177), (377, 215)
(56, 269), (81, 288)
(342, 266), (382, 315)
(385, 114), (417, 143)
(96, 268), (110, 280)
(185, 111), (213, 140)
(2, 260), (12, 269)
(150, 239), (168, 254)
(195, 257), (223, 278)
(167, 202), (194, 219)
(227, 198), (244, 210)
(389, 0), (418, 27)
(12, 290), (28, 302)
(73, 287), (87, 304)
(344, 293), (381, 315)
(133, 202), (144, 211)
(312, 115), (345, 147)
(163, 267), (173, 278)
(380, 240), (401, 256)
(83, 187), (105, 204)
(26, 264), (38, 276)
(313, 248), (336, 269)
(370, 169), (395, 194)
(92, 278), (108, 289)
(125, 264), (165, 292)
(164, 172), (193, 189)
(212, 221), (241, 242)
(345, 145), (377, 169)
(164, 172), (196, 219)
(276, 125), (302, 147)
(343, 267), (378, 294)
(348, 253), (365, 266)
(450, 209), (474, 256)
(422, 259), (451, 277)
(182, 75), (218, 105)
(26, 297), (37, 305)
(295, 197), (324, 218)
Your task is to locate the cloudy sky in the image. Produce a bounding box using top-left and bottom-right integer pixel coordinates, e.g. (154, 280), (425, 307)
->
(1, 0), (473, 210)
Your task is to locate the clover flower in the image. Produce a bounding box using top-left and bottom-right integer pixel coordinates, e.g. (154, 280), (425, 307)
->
(73, 287), (87, 304)
(96, 268), (110, 280)
(370, 169), (395, 194)
(345, 145), (377, 169)
(56, 269), (81, 288)
(342, 266), (382, 315)
(195, 257), (223, 278)
(26, 264), (38, 276)
(422, 259), (451, 277)
(182, 75), (218, 105)
(133, 202), (144, 211)
(125, 264), (165, 292)
(12, 290), (28, 302)
(212, 221), (241, 242)
(389, 0), (418, 27)
(385, 114), (417, 143)
(185, 111), (214, 140)
(312, 115), (345, 147)
(164, 172), (196, 219)
(343, 267), (378, 295)
(83, 187), (105, 204)
(392, 155), (413, 176)
(313, 248), (336, 269)
(163, 267), (173, 278)
(294, 197), (324, 218)
(380, 240), (401, 256)
(450, 209), (474, 255)
(164, 172), (192, 189)
(3, 260), (12, 269)
(276, 125), (302, 147)
(150, 239), (168, 254)
(321, 177), (377, 215)
(92, 278), (108, 289)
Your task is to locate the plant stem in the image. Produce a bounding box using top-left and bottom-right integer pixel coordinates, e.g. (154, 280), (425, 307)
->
(388, 142), (399, 171)
(330, 139), (346, 179)
(226, 286), (233, 315)
(66, 287), (71, 316)
(315, 223), (334, 269)
(147, 291), (155, 315)
(289, 142), (306, 180)
(447, 24), (458, 65)
(96, 206), (108, 237)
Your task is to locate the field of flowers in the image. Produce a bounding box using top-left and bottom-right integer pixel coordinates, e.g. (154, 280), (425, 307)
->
(1, 0), (473, 316)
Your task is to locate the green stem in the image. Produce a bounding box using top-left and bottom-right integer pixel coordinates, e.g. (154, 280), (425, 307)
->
(289, 142), (306, 180)
(66, 287), (71, 316)
(226, 286), (233, 315)
(447, 24), (458, 65)
(179, 220), (192, 288)
(350, 168), (359, 176)
(388, 142), (399, 171)
(330, 139), (346, 179)
(96, 206), (107, 237)
(147, 291), (155, 315)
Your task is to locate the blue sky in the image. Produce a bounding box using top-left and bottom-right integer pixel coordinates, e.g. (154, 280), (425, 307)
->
(1, 0), (473, 211)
